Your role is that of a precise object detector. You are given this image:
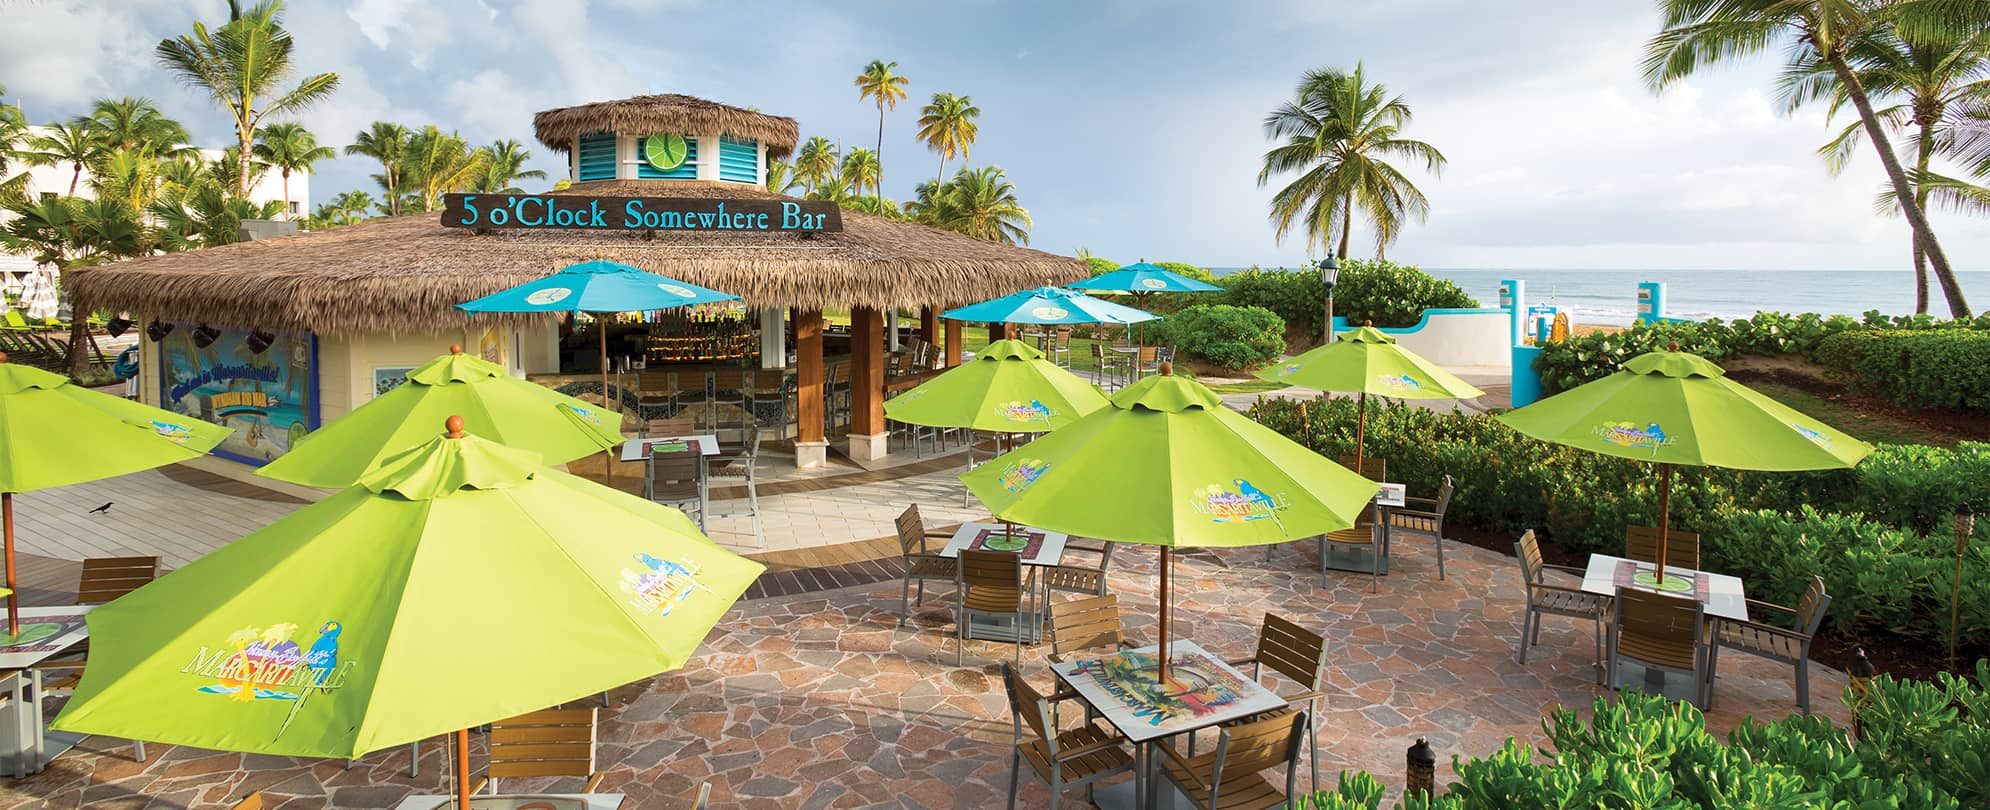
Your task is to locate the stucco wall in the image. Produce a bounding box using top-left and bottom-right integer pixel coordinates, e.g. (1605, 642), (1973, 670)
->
(1332, 308), (1512, 369)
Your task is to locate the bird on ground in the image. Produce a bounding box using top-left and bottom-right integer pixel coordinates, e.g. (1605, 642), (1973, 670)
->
(87, 502), (112, 514)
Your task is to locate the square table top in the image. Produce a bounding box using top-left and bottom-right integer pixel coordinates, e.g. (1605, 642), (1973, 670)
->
(392, 795), (625, 810)
(1051, 640), (1288, 743)
(0, 605), (93, 670)
(939, 522), (1069, 568)
(618, 434), (721, 462)
(1373, 483), (1406, 508)
(1581, 553), (1750, 623)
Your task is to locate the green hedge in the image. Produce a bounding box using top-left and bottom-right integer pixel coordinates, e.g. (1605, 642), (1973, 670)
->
(1156, 304), (1286, 371)
(1212, 266), (1327, 340)
(1211, 260), (1478, 340)
(1299, 674), (1990, 809)
(1814, 329), (1990, 411)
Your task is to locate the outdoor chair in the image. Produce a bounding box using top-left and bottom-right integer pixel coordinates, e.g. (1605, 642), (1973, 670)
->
(1320, 518), (1384, 592)
(1046, 593), (1132, 665)
(1608, 587), (1711, 708)
(1090, 344), (1127, 391)
(1042, 538), (1116, 599)
(825, 362), (852, 434)
(963, 431), (1004, 507)
(647, 450), (707, 530)
(677, 371), (712, 432)
(999, 661), (1136, 810)
(705, 427), (762, 547)
(1336, 455), (1386, 482)
(709, 370), (750, 437)
(1156, 710), (1309, 810)
(473, 707), (605, 795)
(1135, 346), (1162, 379)
(957, 549), (1027, 666)
(1626, 525), (1702, 571)
(1515, 530), (1610, 682)
(1387, 475), (1454, 579)
(644, 416), (699, 440)
(1217, 613), (1329, 795)
(895, 504), (956, 627)
(1047, 328), (1072, 368)
(33, 555), (161, 763)
(1708, 576), (1831, 713)
(637, 371), (678, 420)
(745, 370), (795, 440)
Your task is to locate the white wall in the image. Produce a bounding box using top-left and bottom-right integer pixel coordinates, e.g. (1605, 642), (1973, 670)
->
(1345, 310), (1513, 369)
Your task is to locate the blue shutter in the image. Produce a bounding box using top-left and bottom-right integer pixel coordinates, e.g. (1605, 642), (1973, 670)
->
(636, 136), (698, 180)
(718, 136), (759, 184)
(576, 133), (617, 182)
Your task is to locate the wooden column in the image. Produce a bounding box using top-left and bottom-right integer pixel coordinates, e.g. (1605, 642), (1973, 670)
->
(920, 306), (939, 344)
(849, 306), (889, 461)
(944, 319), (963, 368)
(988, 322), (1005, 343)
(793, 308), (827, 468)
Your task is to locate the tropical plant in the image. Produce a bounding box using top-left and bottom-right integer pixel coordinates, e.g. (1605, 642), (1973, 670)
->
(251, 121), (333, 219)
(839, 147), (880, 197)
(853, 59), (909, 210)
(84, 97), (191, 156)
(154, 0), (339, 199)
(471, 138), (546, 193)
(346, 121), (412, 215)
(1155, 304), (1287, 371)
(403, 125), (485, 212)
(0, 194), (156, 376)
(19, 120), (105, 196)
(308, 189), (375, 229)
(916, 91), (981, 184)
(150, 179), (285, 251)
(203, 146), (268, 199)
(89, 147), (168, 212)
(1647, 0), (1971, 318)
(913, 166), (1032, 245)
(1259, 64), (1446, 259)
(806, 176), (857, 204)
(764, 159), (802, 195)
(793, 135), (838, 194)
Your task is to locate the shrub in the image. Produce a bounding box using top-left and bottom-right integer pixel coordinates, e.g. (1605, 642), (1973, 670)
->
(1159, 304), (1286, 371)
(1814, 329), (1990, 411)
(1214, 266), (1327, 341)
(1152, 260), (1217, 285)
(1328, 259), (1479, 329)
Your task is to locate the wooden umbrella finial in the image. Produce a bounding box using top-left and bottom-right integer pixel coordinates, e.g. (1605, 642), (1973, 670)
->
(1668, 340), (1681, 352)
(1004, 323), (1019, 340)
(1160, 360), (1173, 376)
(449, 343), (463, 355)
(1363, 319), (1374, 327)
(445, 415), (466, 439)
(0, 352), (9, 364)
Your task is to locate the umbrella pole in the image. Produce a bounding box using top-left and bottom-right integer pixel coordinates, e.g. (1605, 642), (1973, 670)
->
(1157, 546), (1171, 682)
(600, 317), (614, 485)
(1654, 463), (1673, 586)
(1354, 392), (1368, 472)
(455, 727), (471, 810)
(4, 492), (16, 637)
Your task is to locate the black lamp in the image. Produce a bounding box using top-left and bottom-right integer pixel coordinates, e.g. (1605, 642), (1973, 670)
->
(145, 320), (174, 342)
(105, 316), (134, 338)
(1318, 256), (1341, 342)
(191, 324), (221, 349)
(245, 330), (275, 355)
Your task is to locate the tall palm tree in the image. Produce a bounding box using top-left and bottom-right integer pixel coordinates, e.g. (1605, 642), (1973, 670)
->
(346, 121), (412, 215)
(20, 120), (105, 196)
(1258, 64), (1446, 259)
(404, 125), (486, 212)
(807, 176), (857, 204)
(840, 147), (881, 198)
(205, 146), (267, 198)
(1782, 24), (1990, 314)
(765, 159), (802, 195)
(85, 97), (192, 156)
(252, 121), (334, 219)
(853, 59), (909, 211)
(916, 92), (981, 184)
(154, 0), (339, 199)
(90, 147), (168, 212)
(1647, 0), (1972, 317)
(0, 84), (24, 184)
(925, 166), (1031, 245)
(471, 139), (547, 193)
(794, 136), (838, 193)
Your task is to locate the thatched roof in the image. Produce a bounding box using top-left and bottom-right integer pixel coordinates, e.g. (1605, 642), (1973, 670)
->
(534, 95), (800, 160)
(68, 181), (1085, 336)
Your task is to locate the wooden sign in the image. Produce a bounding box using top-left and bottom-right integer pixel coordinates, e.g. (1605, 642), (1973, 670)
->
(441, 193), (842, 233)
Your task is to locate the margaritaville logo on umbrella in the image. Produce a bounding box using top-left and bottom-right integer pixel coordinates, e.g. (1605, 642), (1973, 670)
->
(1192, 479), (1288, 524)
(1000, 458), (1050, 492)
(185, 620), (353, 739)
(1139, 278), (1169, 290)
(149, 420), (196, 443)
(1595, 421), (1673, 454)
(620, 552), (712, 616)
(995, 400), (1056, 424)
(1377, 373), (1421, 393)
(1792, 423), (1834, 450)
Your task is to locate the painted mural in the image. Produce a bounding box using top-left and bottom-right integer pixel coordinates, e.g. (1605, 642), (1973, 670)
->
(159, 326), (317, 465)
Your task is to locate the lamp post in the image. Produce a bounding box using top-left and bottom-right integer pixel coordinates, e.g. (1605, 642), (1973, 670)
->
(1319, 256), (1341, 344)
(1953, 503), (1974, 669)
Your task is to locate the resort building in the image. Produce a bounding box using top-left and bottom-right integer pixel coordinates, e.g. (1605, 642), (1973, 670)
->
(69, 94), (1082, 483)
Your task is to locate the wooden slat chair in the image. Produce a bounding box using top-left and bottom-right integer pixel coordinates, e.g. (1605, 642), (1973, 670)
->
(1387, 475), (1454, 579)
(1626, 525), (1702, 571)
(1709, 576), (1832, 713)
(647, 451), (706, 530)
(473, 707), (606, 795)
(999, 661), (1135, 810)
(36, 556), (161, 762)
(643, 416), (698, 441)
(1299, 456), (1389, 589)
(1156, 710), (1308, 810)
(1515, 531), (1610, 682)
(1046, 594), (1131, 665)
(957, 549), (1027, 666)
(636, 371), (678, 420)
(1047, 328), (1071, 368)
(1042, 538), (1115, 600)
(895, 505), (955, 628)
(1219, 614), (1329, 795)
(1609, 588), (1711, 708)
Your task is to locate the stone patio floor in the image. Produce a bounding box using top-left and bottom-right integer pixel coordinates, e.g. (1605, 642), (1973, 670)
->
(5, 525), (1849, 809)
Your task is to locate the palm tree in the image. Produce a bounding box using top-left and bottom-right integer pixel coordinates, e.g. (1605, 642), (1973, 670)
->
(794, 136), (838, 193)
(20, 120), (105, 196)
(309, 189), (375, 229)
(0, 194), (154, 376)
(154, 0), (339, 199)
(840, 147), (881, 197)
(85, 97), (191, 156)
(205, 146), (268, 198)
(1782, 25), (1990, 314)
(471, 139), (547, 193)
(807, 176), (857, 204)
(404, 126), (486, 212)
(1, 85), (24, 182)
(916, 92), (982, 184)
(923, 166), (1032, 245)
(252, 121), (334, 219)
(150, 179), (285, 251)
(765, 159), (802, 195)
(90, 147), (168, 212)
(1647, 0), (1973, 317)
(853, 59), (909, 211)
(1258, 65), (1446, 259)
(346, 121), (411, 215)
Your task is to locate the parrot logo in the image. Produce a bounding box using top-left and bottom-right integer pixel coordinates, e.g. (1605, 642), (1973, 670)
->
(1596, 421), (1672, 454)
(1377, 374), (1421, 392)
(1791, 423), (1834, 450)
(188, 620), (353, 741)
(621, 553), (710, 616)
(996, 400), (1056, 425)
(1193, 479), (1288, 528)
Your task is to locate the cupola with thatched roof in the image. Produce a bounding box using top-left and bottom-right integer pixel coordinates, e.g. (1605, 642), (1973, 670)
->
(532, 94), (799, 188)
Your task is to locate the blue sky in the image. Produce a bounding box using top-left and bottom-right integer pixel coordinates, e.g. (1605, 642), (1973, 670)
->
(6, 0), (1988, 272)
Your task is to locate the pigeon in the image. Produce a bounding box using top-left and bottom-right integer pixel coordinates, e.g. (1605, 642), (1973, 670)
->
(87, 502), (113, 514)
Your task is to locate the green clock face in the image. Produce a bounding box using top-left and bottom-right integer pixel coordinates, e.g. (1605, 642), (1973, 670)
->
(644, 133), (689, 171)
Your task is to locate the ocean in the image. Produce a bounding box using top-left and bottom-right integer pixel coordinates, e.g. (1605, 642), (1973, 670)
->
(1208, 268), (1990, 326)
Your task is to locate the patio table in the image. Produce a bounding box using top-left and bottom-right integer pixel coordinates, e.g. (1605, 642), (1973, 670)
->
(1, 604), (93, 777)
(1579, 553), (1749, 622)
(392, 794), (626, 809)
(617, 434), (720, 462)
(938, 522), (1068, 643)
(1051, 640), (1288, 810)
(1320, 483), (1406, 575)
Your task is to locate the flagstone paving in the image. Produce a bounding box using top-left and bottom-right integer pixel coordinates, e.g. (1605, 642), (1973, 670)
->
(5, 531), (1850, 809)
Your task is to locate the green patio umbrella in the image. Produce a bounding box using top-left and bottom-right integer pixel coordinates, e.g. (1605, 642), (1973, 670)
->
(1496, 347), (1872, 586)
(883, 338), (1108, 434)
(52, 416), (763, 809)
(257, 345), (624, 488)
(1258, 324), (1485, 471)
(962, 365), (1376, 674)
(0, 356), (231, 638)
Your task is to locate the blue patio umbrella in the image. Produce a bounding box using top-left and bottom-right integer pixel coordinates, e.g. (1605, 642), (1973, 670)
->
(1068, 262), (1222, 295)
(940, 286), (1158, 326)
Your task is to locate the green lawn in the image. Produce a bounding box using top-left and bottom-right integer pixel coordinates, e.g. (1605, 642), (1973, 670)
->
(1203, 379), (1288, 395)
